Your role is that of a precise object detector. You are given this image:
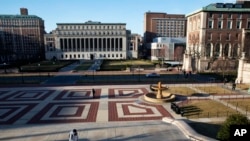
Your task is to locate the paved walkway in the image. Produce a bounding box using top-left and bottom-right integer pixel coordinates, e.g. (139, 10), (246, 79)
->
(0, 84), (190, 141)
(2, 83), (248, 141)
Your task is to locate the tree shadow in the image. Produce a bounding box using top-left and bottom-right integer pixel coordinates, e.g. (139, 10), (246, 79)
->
(185, 119), (222, 139)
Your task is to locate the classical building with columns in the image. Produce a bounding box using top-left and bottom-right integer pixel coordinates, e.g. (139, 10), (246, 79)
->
(45, 21), (130, 60)
(183, 2), (250, 72)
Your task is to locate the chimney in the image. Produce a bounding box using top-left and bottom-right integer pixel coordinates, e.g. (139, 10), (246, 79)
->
(20, 8), (28, 15)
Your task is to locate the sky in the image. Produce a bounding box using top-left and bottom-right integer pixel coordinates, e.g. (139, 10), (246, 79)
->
(0, 0), (236, 35)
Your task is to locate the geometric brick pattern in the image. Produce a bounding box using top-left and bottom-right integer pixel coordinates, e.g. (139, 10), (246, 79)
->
(0, 86), (174, 125)
(54, 89), (101, 100)
(0, 103), (37, 124)
(0, 90), (55, 101)
(28, 102), (99, 124)
(108, 100), (173, 121)
(108, 88), (148, 99)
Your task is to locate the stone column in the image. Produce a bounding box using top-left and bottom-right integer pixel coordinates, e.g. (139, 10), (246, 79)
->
(228, 45), (232, 58)
(219, 44), (222, 57)
(236, 52), (246, 84)
(182, 51), (192, 72)
(210, 44), (213, 57)
(67, 38), (70, 52)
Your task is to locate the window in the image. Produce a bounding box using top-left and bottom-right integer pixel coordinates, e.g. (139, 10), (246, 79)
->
(217, 33), (221, 41)
(236, 33), (239, 40)
(218, 14), (223, 18)
(218, 20), (223, 29)
(209, 13), (213, 18)
(226, 33), (230, 40)
(228, 14), (232, 19)
(236, 21), (241, 29)
(227, 21), (232, 29)
(247, 21), (250, 29)
(208, 33), (212, 40)
(238, 14), (242, 19)
(208, 20), (213, 29)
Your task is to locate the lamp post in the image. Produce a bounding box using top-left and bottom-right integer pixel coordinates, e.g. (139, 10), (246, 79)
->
(3, 62), (6, 74)
(38, 63), (41, 83)
(92, 69), (95, 82)
(21, 67), (24, 83)
(138, 65), (140, 82)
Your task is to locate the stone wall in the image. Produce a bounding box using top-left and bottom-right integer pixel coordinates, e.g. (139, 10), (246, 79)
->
(236, 52), (250, 83)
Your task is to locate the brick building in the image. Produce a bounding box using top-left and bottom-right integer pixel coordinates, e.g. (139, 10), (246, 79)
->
(143, 12), (186, 43)
(183, 2), (250, 72)
(0, 8), (45, 63)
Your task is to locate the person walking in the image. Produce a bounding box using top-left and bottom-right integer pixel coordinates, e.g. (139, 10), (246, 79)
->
(232, 83), (236, 90)
(92, 88), (95, 98)
(69, 129), (78, 141)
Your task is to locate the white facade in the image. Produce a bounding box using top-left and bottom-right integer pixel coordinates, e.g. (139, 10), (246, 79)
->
(148, 37), (186, 61)
(45, 21), (129, 60)
(236, 52), (250, 83)
(128, 33), (142, 59)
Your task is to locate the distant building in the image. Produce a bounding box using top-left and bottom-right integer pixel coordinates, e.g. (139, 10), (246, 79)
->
(45, 21), (131, 60)
(183, 2), (250, 72)
(0, 8), (45, 63)
(127, 33), (142, 59)
(143, 12), (187, 43)
(148, 37), (186, 61)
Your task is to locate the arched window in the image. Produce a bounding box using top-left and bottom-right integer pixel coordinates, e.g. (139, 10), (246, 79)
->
(214, 44), (220, 58)
(205, 43), (211, 57)
(224, 44), (229, 57)
(232, 44), (238, 58)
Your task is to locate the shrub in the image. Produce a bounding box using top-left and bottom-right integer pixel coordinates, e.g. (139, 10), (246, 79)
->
(217, 114), (249, 141)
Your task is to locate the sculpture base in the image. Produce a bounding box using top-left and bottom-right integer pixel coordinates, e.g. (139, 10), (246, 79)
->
(144, 92), (175, 103)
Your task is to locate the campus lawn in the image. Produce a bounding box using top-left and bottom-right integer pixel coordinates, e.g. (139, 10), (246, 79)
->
(21, 60), (74, 72)
(236, 83), (250, 90)
(74, 61), (94, 71)
(224, 98), (250, 114)
(194, 86), (236, 95)
(164, 87), (197, 96)
(180, 99), (239, 119)
(100, 60), (155, 71)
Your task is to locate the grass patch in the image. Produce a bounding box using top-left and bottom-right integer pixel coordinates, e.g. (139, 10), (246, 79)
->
(74, 61), (94, 71)
(236, 83), (250, 90)
(100, 60), (155, 71)
(180, 99), (239, 119)
(21, 60), (74, 72)
(194, 86), (234, 95)
(224, 99), (250, 112)
(164, 87), (197, 96)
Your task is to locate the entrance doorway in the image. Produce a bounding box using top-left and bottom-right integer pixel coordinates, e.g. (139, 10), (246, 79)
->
(90, 54), (94, 60)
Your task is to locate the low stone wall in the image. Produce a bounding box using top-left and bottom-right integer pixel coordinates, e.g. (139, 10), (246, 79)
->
(242, 63), (250, 83)
(236, 54), (250, 84)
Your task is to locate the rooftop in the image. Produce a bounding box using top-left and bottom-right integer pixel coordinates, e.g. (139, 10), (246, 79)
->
(0, 14), (43, 20)
(57, 21), (126, 25)
(187, 2), (250, 17)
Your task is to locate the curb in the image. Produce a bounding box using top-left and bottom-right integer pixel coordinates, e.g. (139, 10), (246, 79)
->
(162, 117), (218, 141)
